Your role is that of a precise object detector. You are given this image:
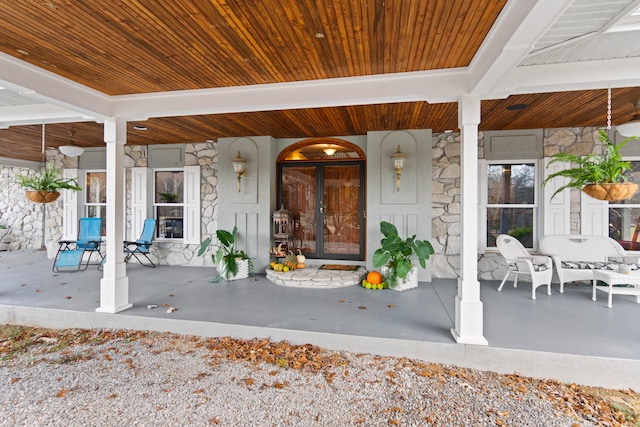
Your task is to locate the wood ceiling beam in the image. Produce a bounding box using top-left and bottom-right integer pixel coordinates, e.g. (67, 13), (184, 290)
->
(0, 52), (111, 120)
(110, 69), (469, 119)
(502, 57), (640, 95)
(469, 0), (574, 96)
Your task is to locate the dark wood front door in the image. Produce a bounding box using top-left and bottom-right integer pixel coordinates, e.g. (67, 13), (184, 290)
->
(279, 161), (365, 260)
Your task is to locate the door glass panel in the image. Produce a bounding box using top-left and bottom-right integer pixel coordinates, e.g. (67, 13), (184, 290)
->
(323, 165), (360, 256)
(281, 166), (317, 255)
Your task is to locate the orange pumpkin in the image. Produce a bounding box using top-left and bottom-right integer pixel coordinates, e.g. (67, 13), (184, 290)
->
(367, 271), (383, 285)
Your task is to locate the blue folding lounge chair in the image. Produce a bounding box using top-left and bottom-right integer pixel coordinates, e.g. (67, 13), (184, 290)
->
(123, 218), (156, 267)
(53, 217), (103, 272)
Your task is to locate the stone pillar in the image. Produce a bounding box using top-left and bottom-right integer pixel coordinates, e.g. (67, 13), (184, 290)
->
(97, 118), (132, 314)
(451, 94), (488, 345)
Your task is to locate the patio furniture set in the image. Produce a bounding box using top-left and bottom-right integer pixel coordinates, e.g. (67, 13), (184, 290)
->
(52, 217), (157, 272)
(497, 234), (640, 308)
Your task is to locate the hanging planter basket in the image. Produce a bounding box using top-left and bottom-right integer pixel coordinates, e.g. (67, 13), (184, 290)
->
(582, 183), (638, 201)
(25, 190), (60, 204)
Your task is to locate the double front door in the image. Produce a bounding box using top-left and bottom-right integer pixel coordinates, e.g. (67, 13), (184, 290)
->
(279, 161), (365, 260)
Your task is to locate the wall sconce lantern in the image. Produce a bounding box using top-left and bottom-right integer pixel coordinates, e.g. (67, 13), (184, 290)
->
(391, 145), (406, 192)
(232, 150), (246, 192)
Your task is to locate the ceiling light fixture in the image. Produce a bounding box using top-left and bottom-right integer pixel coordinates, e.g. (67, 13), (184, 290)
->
(58, 129), (84, 157)
(323, 146), (336, 156)
(617, 100), (640, 137)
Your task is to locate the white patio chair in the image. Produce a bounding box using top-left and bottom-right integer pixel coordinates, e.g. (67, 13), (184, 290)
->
(496, 234), (552, 300)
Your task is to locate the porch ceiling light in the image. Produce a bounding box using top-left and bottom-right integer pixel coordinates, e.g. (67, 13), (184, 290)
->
(323, 146), (336, 156)
(391, 145), (406, 192)
(59, 129), (84, 157)
(617, 100), (640, 137)
(232, 150), (246, 192)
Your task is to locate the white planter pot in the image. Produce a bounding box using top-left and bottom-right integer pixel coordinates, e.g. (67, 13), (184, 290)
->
(217, 258), (250, 281)
(381, 265), (418, 292)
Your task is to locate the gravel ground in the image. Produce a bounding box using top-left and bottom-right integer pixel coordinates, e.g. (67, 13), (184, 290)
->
(0, 328), (605, 426)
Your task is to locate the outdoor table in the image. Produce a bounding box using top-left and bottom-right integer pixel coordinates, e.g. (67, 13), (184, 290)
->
(592, 269), (640, 308)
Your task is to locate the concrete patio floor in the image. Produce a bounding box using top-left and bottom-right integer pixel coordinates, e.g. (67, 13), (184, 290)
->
(0, 249), (638, 390)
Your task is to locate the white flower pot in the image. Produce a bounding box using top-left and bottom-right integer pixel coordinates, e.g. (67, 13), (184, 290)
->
(381, 265), (418, 292)
(217, 258), (250, 281)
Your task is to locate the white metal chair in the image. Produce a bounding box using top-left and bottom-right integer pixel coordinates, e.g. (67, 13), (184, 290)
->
(496, 234), (552, 300)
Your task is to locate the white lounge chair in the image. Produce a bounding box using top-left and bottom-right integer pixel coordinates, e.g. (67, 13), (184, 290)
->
(496, 234), (552, 300)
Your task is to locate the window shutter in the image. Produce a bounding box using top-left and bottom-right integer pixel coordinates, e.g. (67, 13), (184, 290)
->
(542, 158), (570, 235)
(131, 167), (149, 240)
(581, 191), (608, 236)
(62, 168), (78, 240)
(183, 165), (200, 244)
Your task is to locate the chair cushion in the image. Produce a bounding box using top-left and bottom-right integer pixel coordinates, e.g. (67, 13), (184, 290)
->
(509, 261), (549, 272)
(560, 261), (620, 270)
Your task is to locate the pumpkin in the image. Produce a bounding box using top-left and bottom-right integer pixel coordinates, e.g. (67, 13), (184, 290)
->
(366, 271), (383, 285)
(297, 263), (306, 269)
(296, 249), (306, 264)
(283, 254), (298, 270)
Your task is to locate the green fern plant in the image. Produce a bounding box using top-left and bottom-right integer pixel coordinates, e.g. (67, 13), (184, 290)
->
(16, 162), (80, 192)
(542, 130), (637, 199)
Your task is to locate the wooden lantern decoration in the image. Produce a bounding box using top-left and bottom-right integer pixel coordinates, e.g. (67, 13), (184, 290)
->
(272, 206), (293, 238)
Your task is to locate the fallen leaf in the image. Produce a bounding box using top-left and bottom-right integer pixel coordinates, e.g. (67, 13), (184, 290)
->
(338, 299), (345, 303)
(358, 306), (366, 310)
(35, 289), (40, 293)
(20, 284), (26, 287)
(147, 304), (158, 309)
(9, 378), (20, 384)
(274, 381), (284, 388)
(168, 293), (174, 297)
(56, 388), (69, 398)
(104, 354), (112, 361)
(64, 296), (72, 299)
(167, 307), (178, 313)
(193, 388), (205, 394)
(387, 304), (395, 309)
(106, 393), (118, 399)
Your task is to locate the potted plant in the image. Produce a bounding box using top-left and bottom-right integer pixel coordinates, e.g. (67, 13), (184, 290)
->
(543, 130), (638, 201)
(197, 226), (252, 282)
(372, 221), (434, 291)
(16, 162), (81, 203)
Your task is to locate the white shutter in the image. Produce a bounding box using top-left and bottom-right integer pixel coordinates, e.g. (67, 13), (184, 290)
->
(62, 168), (78, 240)
(130, 167), (149, 240)
(581, 191), (608, 236)
(183, 165), (200, 244)
(542, 158), (570, 235)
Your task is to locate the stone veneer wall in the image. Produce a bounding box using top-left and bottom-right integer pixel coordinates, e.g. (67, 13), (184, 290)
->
(0, 127), (605, 278)
(476, 127), (603, 281)
(122, 142), (218, 267)
(0, 143), (218, 269)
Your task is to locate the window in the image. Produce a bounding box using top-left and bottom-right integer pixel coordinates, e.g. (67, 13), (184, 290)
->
(153, 169), (184, 239)
(485, 162), (538, 249)
(84, 171), (106, 236)
(608, 159), (640, 250)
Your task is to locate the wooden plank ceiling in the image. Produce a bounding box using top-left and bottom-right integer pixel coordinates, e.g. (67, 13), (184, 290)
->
(0, 1), (639, 162)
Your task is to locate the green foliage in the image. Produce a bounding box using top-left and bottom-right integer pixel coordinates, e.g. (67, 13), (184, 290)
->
(16, 162), (81, 192)
(158, 192), (179, 203)
(197, 226), (252, 282)
(372, 221), (434, 288)
(542, 130), (637, 199)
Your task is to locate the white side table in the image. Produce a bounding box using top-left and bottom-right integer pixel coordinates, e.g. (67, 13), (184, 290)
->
(592, 270), (640, 308)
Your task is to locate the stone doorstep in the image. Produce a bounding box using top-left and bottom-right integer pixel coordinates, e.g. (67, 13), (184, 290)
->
(266, 266), (366, 288)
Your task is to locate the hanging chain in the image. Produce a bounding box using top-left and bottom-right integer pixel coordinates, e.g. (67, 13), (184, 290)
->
(607, 86), (612, 130)
(41, 123), (46, 164)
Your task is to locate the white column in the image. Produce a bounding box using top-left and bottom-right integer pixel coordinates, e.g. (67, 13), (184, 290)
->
(451, 94), (488, 345)
(97, 118), (132, 313)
